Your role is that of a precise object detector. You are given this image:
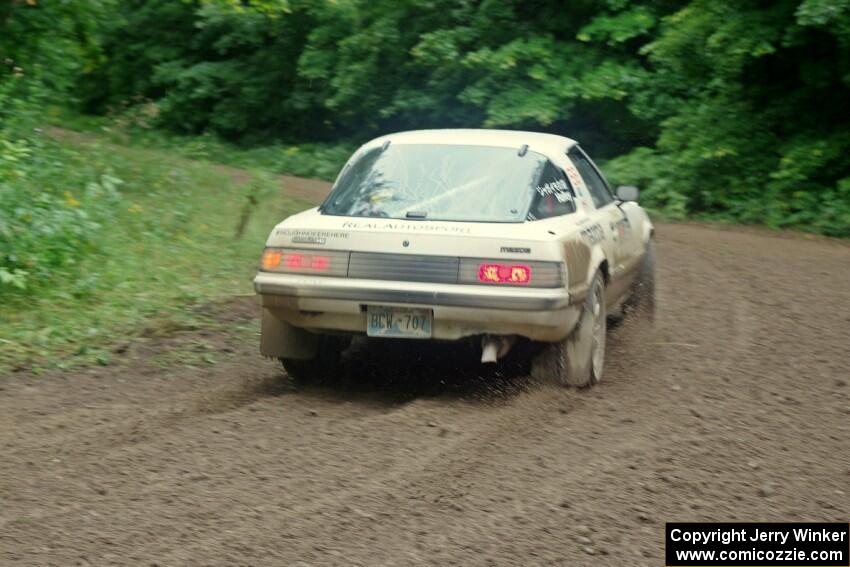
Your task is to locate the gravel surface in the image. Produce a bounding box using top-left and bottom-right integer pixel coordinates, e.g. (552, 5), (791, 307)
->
(1, 177), (849, 566)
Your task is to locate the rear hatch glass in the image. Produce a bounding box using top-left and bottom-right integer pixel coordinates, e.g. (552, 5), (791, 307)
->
(321, 143), (550, 223)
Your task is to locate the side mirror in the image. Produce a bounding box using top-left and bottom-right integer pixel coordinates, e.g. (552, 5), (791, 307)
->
(616, 185), (639, 202)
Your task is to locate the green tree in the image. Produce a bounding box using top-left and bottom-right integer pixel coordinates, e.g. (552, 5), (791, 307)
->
(605, 0), (850, 234)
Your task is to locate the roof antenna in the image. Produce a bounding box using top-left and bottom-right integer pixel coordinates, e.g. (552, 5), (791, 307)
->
(382, 140), (391, 151)
(518, 144), (528, 157)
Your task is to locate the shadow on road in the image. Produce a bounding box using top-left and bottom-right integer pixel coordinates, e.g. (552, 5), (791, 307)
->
(264, 337), (541, 405)
(255, 312), (661, 408)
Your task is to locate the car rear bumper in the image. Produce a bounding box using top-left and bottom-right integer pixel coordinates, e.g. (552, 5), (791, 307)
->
(254, 272), (570, 311)
(254, 272), (577, 341)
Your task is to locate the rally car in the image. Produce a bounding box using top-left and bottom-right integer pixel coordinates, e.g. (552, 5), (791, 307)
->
(254, 129), (655, 387)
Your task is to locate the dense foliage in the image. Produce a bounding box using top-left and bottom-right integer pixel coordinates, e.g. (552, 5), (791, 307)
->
(3, 0), (850, 239)
(1, 0), (118, 293)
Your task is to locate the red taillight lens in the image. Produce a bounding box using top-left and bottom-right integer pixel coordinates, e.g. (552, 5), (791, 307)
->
(261, 249), (332, 273)
(478, 263), (532, 285)
(284, 253), (303, 269)
(310, 255), (329, 271)
(287, 252), (329, 272)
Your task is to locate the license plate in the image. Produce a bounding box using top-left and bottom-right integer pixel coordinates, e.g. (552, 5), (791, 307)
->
(366, 306), (432, 339)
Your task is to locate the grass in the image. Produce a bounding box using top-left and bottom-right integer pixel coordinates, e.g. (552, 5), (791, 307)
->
(0, 126), (309, 374)
(56, 110), (354, 182)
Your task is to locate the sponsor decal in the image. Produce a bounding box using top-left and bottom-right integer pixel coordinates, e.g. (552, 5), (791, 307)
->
(564, 162), (585, 193)
(580, 222), (605, 244)
(340, 220), (471, 234)
(536, 178), (568, 196)
(293, 235), (326, 244)
(620, 217), (632, 239)
(611, 216), (632, 241)
(536, 179), (574, 204)
(275, 229), (349, 244)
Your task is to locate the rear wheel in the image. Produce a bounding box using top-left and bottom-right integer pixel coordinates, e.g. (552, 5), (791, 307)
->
(280, 335), (348, 382)
(532, 271), (606, 387)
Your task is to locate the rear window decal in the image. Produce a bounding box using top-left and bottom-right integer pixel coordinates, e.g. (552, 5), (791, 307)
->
(536, 178), (569, 197)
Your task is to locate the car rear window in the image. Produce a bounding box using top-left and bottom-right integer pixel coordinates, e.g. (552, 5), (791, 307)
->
(321, 143), (552, 223)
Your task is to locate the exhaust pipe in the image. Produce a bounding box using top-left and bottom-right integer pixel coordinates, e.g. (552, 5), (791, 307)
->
(481, 335), (516, 364)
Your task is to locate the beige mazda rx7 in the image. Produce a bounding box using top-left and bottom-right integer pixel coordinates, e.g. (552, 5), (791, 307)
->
(254, 129), (655, 387)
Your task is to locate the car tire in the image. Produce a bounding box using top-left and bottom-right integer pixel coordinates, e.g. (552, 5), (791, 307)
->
(625, 239), (656, 321)
(280, 335), (347, 382)
(532, 270), (606, 387)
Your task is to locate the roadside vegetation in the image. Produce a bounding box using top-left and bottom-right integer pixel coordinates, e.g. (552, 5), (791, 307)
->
(59, 112), (353, 183)
(0, 120), (306, 372)
(1, 86), (306, 372)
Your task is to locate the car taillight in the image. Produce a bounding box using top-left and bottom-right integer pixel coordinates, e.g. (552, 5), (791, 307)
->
(261, 249), (283, 271)
(478, 263), (532, 285)
(283, 252), (330, 271)
(458, 258), (564, 288)
(260, 248), (348, 276)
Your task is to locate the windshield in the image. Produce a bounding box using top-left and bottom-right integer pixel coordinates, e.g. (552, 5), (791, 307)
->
(320, 143), (549, 222)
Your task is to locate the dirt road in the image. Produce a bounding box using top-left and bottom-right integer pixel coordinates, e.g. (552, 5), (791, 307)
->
(1, 175), (849, 566)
